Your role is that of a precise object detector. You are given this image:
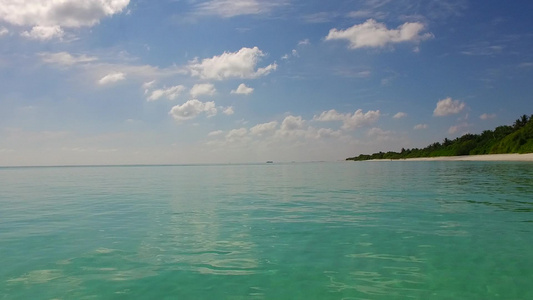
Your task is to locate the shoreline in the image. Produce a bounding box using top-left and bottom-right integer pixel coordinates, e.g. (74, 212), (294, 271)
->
(368, 153), (533, 162)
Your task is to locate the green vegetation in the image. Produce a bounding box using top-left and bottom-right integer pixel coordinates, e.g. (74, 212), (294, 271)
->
(347, 114), (533, 161)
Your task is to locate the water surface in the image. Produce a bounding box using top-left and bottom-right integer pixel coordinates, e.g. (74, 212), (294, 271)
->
(1, 162), (532, 299)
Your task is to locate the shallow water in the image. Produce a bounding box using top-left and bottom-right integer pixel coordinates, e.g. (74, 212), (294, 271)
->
(1, 162), (532, 299)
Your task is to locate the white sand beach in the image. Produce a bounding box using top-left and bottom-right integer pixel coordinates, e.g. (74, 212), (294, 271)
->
(373, 153), (533, 162)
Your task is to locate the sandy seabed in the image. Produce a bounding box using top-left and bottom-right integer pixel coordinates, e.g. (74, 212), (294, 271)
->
(371, 153), (533, 162)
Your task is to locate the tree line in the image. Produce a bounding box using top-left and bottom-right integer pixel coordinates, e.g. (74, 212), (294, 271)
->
(346, 114), (533, 161)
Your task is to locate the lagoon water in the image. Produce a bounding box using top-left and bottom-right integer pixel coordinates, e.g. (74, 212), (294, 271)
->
(1, 162), (532, 299)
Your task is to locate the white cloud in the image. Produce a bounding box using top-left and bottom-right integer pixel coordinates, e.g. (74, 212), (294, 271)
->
(301, 12), (339, 24)
(414, 124), (428, 130)
(98, 72), (125, 85)
(314, 109), (380, 130)
(448, 122), (469, 134)
(367, 127), (390, 135)
(325, 19), (433, 49)
(348, 10), (387, 19)
(315, 128), (342, 139)
(333, 68), (371, 78)
(480, 113), (496, 120)
(0, 0), (130, 28)
(188, 47), (277, 80)
(433, 97), (466, 116)
(21, 25), (64, 40)
(367, 127), (392, 140)
(142, 80), (155, 89)
(342, 109), (381, 130)
(0, 27), (8, 36)
(313, 109), (346, 122)
(208, 130), (224, 137)
(231, 83), (254, 95)
(460, 44), (505, 56)
(142, 80), (156, 94)
(85, 59), (187, 81)
(39, 52), (97, 65)
(348, 10), (370, 18)
(282, 50), (298, 60)
(147, 85), (186, 101)
(226, 128), (248, 140)
(298, 39), (310, 46)
(250, 121), (278, 136)
(204, 115), (358, 161)
(281, 115), (306, 131)
(393, 112), (407, 119)
(223, 106), (234, 115)
(190, 83), (216, 97)
(169, 99), (217, 122)
(194, 0), (285, 18)
(274, 115), (319, 140)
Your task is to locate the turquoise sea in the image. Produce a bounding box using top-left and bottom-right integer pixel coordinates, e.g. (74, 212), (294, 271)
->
(1, 161), (532, 299)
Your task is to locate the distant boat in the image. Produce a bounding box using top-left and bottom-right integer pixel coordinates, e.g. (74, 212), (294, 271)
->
(266, 161), (273, 164)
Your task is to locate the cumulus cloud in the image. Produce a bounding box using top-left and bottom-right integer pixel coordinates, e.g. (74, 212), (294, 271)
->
(223, 106), (234, 115)
(315, 128), (342, 139)
(21, 25), (64, 40)
(226, 128), (248, 141)
(188, 47), (277, 80)
(313, 109), (346, 122)
(0, 27), (8, 36)
(206, 115), (354, 155)
(231, 83), (254, 95)
(250, 121), (278, 136)
(39, 52), (97, 65)
(190, 83), (216, 97)
(314, 109), (380, 130)
(169, 99), (217, 122)
(325, 19), (433, 49)
(274, 115), (312, 139)
(433, 97), (466, 116)
(393, 112), (407, 119)
(414, 124), (428, 130)
(98, 72), (125, 85)
(480, 113), (496, 120)
(342, 109), (381, 130)
(281, 115), (306, 131)
(194, 0), (285, 18)
(0, 0), (130, 28)
(147, 85), (186, 101)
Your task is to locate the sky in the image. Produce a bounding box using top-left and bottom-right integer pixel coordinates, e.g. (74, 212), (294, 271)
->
(0, 0), (532, 166)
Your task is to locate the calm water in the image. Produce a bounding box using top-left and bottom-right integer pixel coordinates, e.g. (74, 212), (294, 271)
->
(0, 162), (532, 299)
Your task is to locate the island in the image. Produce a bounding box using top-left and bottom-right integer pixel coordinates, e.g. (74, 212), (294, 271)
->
(347, 114), (533, 161)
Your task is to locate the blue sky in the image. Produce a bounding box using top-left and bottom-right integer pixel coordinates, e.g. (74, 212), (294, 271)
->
(1, 0), (532, 166)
